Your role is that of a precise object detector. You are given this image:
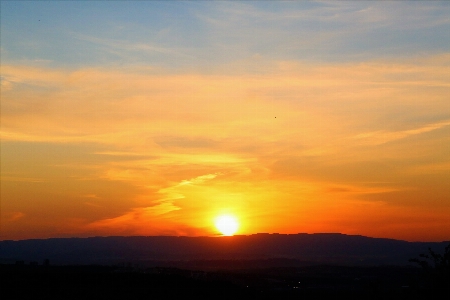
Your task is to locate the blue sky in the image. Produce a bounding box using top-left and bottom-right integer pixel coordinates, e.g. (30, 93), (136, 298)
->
(2, 1), (449, 69)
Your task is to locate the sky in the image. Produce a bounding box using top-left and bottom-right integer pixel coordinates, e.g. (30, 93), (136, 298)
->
(1, 1), (450, 241)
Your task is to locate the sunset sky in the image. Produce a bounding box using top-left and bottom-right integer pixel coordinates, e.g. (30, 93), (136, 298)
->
(1, 1), (449, 241)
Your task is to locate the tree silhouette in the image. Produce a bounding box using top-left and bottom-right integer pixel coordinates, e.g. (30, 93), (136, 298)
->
(409, 243), (449, 269)
(409, 242), (450, 296)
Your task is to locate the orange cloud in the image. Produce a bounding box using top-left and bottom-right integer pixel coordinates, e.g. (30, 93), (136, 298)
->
(353, 120), (450, 146)
(4, 212), (25, 222)
(2, 54), (450, 241)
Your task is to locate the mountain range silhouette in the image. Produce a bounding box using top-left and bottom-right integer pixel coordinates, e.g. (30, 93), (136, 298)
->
(1, 233), (448, 267)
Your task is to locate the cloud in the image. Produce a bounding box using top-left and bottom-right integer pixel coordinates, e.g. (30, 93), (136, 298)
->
(353, 120), (450, 146)
(178, 173), (221, 186)
(84, 172), (222, 235)
(2, 54), (450, 240)
(2, 54), (449, 147)
(154, 136), (218, 149)
(325, 184), (399, 195)
(72, 33), (192, 59)
(4, 212), (25, 222)
(85, 205), (180, 236)
(193, 1), (450, 63)
(1, 176), (46, 183)
(406, 162), (450, 175)
(0, 77), (14, 91)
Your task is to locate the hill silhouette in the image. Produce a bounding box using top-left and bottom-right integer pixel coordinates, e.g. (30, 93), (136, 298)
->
(1, 233), (448, 267)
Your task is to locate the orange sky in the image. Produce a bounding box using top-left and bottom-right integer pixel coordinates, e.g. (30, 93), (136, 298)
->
(1, 2), (450, 241)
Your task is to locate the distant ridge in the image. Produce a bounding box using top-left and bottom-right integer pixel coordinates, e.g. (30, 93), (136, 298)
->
(1, 233), (448, 267)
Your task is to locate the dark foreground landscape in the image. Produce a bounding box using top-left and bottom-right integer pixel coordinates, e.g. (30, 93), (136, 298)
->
(1, 234), (449, 299)
(2, 263), (448, 300)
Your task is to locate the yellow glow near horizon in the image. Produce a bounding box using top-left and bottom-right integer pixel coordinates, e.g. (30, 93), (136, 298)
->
(214, 215), (239, 236)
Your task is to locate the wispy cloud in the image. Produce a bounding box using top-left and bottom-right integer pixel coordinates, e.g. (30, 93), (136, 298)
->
(4, 212), (25, 222)
(2, 54), (449, 146)
(72, 33), (193, 58)
(2, 54), (450, 240)
(353, 120), (450, 146)
(85, 204), (183, 236)
(178, 173), (221, 186)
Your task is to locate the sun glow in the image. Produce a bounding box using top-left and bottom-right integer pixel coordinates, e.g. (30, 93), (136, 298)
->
(214, 215), (239, 236)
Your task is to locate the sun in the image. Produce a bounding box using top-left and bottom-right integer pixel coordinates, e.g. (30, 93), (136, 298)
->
(214, 215), (239, 236)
